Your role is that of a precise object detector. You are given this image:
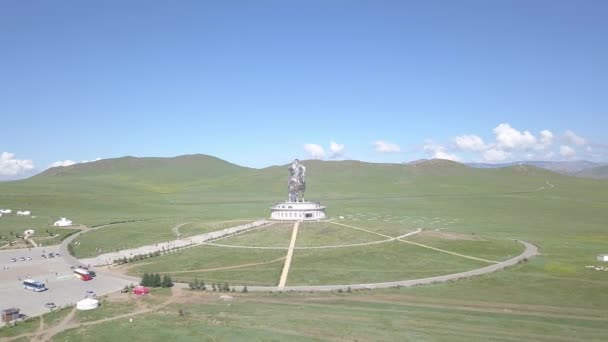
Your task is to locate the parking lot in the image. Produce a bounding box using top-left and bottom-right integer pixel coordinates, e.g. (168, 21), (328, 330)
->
(0, 245), (133, 325)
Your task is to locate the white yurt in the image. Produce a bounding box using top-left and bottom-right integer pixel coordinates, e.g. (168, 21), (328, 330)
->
(54, 218), (73, 227)
(0, 209), (11, 214)
(76, 298), (100, 310)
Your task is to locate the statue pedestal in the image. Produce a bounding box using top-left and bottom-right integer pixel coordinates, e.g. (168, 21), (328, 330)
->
(270, 201), (326, 221)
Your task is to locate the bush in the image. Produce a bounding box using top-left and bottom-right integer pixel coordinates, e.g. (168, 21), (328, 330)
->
(242, 286), (248, 293)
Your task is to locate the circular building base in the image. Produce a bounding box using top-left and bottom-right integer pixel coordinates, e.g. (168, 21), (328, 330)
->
(270, 201), (326, 221)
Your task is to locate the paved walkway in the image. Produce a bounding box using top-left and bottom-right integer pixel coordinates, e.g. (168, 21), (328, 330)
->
(278, 221), (300, 288)
(78, 220), (271, 266)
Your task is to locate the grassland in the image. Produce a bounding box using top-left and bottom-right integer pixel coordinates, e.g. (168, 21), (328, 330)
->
(287, 241), (486, 285)
(296, 222), (386, 247)
(125, 245), (285, 285)
(1, 155), (608, 339)
(51, 290), (608, 342)
(215, 223), (294, 247)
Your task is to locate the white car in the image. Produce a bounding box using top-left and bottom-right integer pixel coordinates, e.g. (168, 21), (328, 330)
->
(27, 256), (32, 261)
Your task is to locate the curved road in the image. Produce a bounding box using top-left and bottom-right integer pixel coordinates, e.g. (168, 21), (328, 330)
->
(61, 222), (538, 293)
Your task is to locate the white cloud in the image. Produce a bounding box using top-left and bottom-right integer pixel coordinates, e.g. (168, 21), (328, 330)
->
(560, 145), (576, 158)
(564, 130), (586, 145)
(454, 134), (487, 151)
(483, 148), (511, 162)
(80, 158), (101, 163)
(374, 140), (401, 153)
(0, 152), (35, 176)
(493, 123), (537, 150)
(303, 144), (326, 159)
(423, 142), (461, 162)
(49, 160), (77, 168)
(329, 141), (345, 158)
(538, 130), (554, 149)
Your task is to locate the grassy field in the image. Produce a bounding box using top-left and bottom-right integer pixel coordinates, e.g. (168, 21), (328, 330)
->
(1, 156), (608, 339)
(49, 290), (607, 342)
(296, 221), (386, 246)
(216, 222), (294, 247)
(71, 219), (184, 258)
(287, 241), (486, 285)
(126, 245), (286, 285)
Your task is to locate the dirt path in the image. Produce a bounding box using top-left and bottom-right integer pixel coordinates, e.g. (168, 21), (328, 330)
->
(30, 306), (76, 342)
(171, 222), (190, 238)
(158, 256), (286, 274)
(278, 221), (300, 288)
(11, 289), (179, 342)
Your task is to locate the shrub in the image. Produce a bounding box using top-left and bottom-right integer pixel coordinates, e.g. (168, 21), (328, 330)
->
(242, 286), (248, 293)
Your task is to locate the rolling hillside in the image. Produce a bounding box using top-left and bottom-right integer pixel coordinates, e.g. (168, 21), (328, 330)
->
(0, 155), (604, 227)
(575, 165), (608, 179)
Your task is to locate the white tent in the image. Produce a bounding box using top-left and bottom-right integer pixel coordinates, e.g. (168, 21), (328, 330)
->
(17, 211), (31, 216)
(54, 218), (73, 227)
(0, 209), (11, 214)
(76, 298), (99, 310)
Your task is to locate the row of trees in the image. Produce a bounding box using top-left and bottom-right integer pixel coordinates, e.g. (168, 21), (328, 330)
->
(188, 278), (248, 293)
(114, 250), (163, 265)
(140, 273), (173, 288)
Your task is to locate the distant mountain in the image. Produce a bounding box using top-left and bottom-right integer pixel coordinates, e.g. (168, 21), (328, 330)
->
(466, 160), (601, 176)
(575, 165), (608, 179)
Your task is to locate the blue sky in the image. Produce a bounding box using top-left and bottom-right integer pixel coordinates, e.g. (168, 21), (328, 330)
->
(1, 1), (607, 179)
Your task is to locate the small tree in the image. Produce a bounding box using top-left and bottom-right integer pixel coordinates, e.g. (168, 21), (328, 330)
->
(212, 283), (217, 292)
(223, 282), (230, 292)
(242, 285), (248, 293)
(141, 273), (150, 286)
(201, 280), (206, 291)
(153, 273), (162, 287)
(162, 274), (173, 288)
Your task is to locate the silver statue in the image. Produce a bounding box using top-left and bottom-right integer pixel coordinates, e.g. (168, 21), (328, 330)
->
(288, 159), (306, 202)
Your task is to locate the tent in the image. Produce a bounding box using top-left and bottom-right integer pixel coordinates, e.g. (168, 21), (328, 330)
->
(133, 286), (150, 295)
(76, 298), (99, 311)
(54, 218), (73, 227)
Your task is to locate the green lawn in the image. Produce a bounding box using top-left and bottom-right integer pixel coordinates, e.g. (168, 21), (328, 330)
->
(296, 221), (386, 247)
(127, 245), (286, 286)
(287, 241), (486, 285)
(217, 222), (294, 247)
(71, 219), (184, 258)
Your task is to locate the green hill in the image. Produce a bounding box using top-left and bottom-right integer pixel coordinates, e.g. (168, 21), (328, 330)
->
(575, 165), (608, 179)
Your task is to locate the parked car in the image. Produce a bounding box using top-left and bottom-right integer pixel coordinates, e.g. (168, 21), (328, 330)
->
(41, 254), (46, 259)
(48, 253), (54, 258)
(27, 256), (32, 261)
(44, 302), (56, 309)
(55, 252), (60, 256)
(19, 257), (25, 261)
(85, 290), (97, 298)
(10, 257), (17, 262)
